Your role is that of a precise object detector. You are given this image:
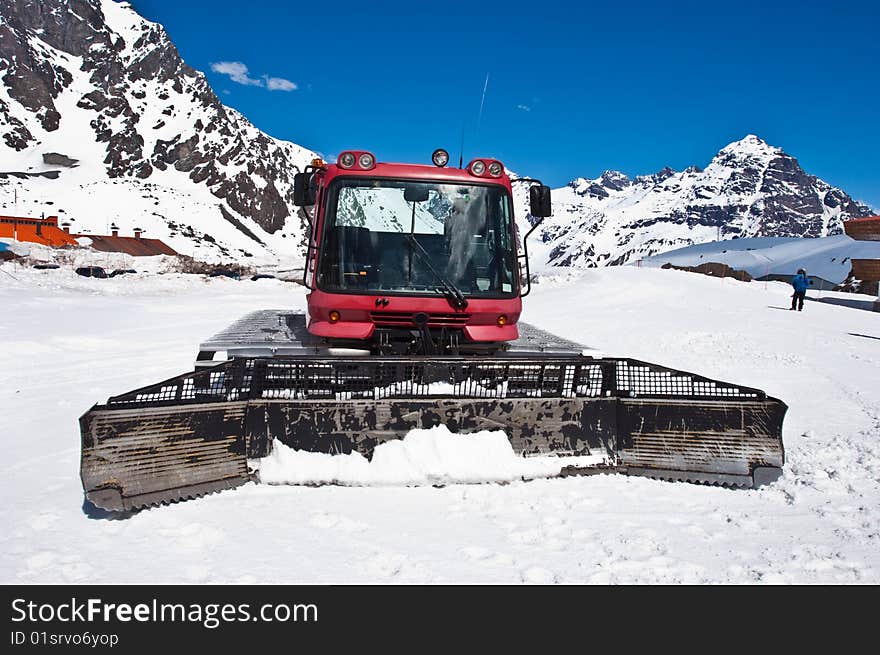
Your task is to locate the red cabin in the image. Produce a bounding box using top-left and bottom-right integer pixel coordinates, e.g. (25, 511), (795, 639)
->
(294, 149), (551, 354)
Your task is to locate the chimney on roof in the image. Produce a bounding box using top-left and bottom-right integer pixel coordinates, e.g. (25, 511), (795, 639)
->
(61, 221), (71, 233)
(111, 223), (119, 237)
(134, 227), (143, 239)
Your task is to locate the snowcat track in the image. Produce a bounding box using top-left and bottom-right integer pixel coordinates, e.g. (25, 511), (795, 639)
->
(80, 356), (786, 512)
(556, 465), (778, 488)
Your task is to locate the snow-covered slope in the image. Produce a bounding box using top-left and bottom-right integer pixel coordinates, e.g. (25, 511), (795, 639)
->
(520, 135), (873, 270)
(639, 235), (880, 285)
(1, 262), (878, 583)
(0, 0), (317, 262)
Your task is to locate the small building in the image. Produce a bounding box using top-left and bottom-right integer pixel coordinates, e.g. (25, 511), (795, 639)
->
(843, 216), (880, 283)
(661, 261), (753, 282)
(756, 273), (838, 291)
(843, 216), (880, 241)
(0, 214), (79, 247)
(80, 227), (178, 257)
(842, 216), (880, 311)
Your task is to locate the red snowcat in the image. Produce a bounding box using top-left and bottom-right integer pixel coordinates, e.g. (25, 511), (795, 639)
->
(80, 149), (786, 511)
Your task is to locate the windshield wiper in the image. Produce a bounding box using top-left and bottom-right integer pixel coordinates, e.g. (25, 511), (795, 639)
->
(406, 233), (468, 310)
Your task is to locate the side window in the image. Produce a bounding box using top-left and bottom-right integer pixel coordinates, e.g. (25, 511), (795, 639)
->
(304, 186), (323, 287)
(495, 194), (514, 292)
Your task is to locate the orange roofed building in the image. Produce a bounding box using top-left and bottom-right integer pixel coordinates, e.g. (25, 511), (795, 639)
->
(0, 215), (79, 247)
(0, 215), (178, 257)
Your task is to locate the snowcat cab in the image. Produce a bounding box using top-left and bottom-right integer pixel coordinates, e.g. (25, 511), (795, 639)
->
(79, 150), (787, 513)
(294, 150), (550, 355)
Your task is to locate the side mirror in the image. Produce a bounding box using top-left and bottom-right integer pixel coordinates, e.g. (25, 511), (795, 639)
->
(293, 172), (316, 206)
(529, 185), (552, 218)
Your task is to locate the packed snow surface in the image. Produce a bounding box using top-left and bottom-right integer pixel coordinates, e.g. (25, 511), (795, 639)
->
(1, 260), (878, 583)
(256, 428), (607, 486)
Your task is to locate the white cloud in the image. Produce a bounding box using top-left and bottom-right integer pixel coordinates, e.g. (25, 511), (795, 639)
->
(516, 104), (531, 112)
(264, 76), (297, 91)
(210, 61), (298, 92)
(210, 61), (262, 86)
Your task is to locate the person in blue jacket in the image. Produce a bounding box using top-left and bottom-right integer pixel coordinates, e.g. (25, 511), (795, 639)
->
(790, 268), (812, 311)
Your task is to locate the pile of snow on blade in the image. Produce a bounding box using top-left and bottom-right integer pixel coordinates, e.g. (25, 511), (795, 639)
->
(255, 425), (607, 486)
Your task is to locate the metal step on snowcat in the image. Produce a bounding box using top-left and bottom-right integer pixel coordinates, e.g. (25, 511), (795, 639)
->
(80, 312), (786, 512)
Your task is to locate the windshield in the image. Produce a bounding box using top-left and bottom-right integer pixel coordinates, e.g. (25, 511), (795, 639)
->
(317, 178), (517, 298)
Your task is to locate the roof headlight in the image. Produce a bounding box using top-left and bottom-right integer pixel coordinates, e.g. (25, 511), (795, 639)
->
(488, 161), (503, 177)
(470, 159), (486, 176)
(358, 152), (375, 169)
(432, 148), (449, 167)
(338, 152), (355, 168)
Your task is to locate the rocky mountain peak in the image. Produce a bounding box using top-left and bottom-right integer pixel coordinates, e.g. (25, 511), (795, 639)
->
(523, 135), (873, 270)
(0, 0), (316, 261)
(566, 169), (633, 200)
(711, 133), (782, 168)
(638, 166), (677, 185)
(598, 170), (631, 191)
(726, 133), (772, 151)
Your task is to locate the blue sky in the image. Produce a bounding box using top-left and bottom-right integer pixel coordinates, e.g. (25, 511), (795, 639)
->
(130, 0), (879, 208)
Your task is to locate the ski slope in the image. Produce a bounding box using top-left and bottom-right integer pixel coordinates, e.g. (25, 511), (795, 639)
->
(0, 263), (878, 584)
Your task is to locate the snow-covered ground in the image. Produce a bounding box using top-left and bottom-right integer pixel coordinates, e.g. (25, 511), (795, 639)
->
(1, 262), (878, 584)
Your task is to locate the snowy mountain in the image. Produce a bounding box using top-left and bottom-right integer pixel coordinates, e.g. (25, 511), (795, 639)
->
(0, 0), (317, 262)
(0, 1), (872, 269)
(519, 135), (873, 270)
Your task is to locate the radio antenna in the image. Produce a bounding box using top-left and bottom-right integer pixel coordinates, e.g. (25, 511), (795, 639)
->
(458, 72), (490, 169)
(458, 121), (465, 169)
(475, 72), (489, 152)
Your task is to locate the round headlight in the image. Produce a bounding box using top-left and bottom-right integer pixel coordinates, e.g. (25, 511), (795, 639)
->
(338, 152), (355, 168)
(358, 152), (375, 169)
(470, 160), (486, 176)
(488, 161), (503, 177)
(432, 148), (449, 167)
